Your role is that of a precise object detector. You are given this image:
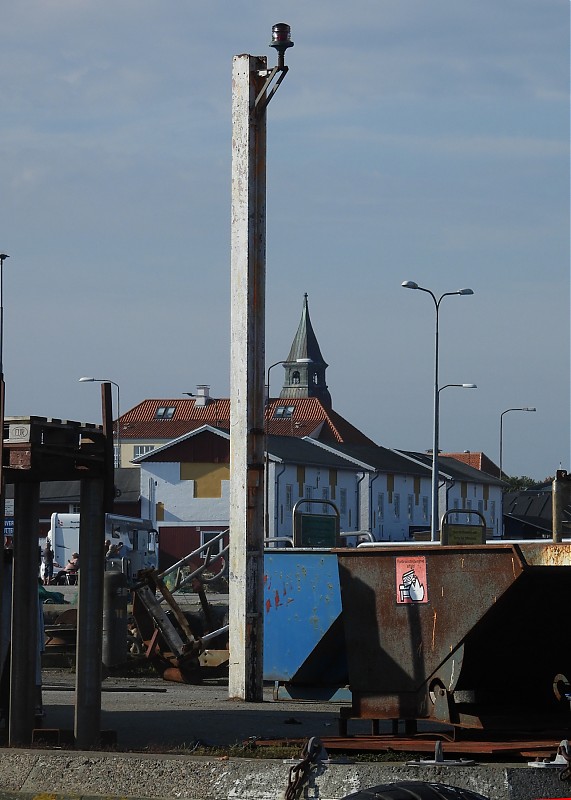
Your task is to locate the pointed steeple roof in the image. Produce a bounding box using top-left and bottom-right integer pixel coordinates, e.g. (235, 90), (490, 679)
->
(279, 294), (332, 408)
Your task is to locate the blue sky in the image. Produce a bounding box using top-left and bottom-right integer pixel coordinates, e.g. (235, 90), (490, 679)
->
(1, 1), (568, 480)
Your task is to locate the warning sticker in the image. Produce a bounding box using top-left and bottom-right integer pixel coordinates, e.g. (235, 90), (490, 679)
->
(396, 555), (428, 604)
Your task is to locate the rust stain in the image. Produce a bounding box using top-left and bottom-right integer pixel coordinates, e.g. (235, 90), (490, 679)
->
(274, 590), (280, 608)
(431, 609), (437, 650)
(265, 599), (271, 614)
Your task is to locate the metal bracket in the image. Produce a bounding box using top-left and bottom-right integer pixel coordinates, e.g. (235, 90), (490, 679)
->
(255, 66), (289, 114)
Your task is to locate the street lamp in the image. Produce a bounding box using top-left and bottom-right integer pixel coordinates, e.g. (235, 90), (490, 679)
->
(264, 361), (286, 539)
(0, 254), (9, 509)
(499, 407), (536, 478)
(264, 357), (313, 538)
(79, 377), (121, 467)
(0, 254), (10, 380)
(402, 280), (474, 541)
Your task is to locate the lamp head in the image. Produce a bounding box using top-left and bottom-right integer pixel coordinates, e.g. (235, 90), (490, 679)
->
(523, 407), (536, 412)
(270, 23), (293, 67)
(458, 288), (474, 295)
(78, 376), (95, 383)
(462, 383), (477, 388)
(270, 23), (293, 51)
(401, 280), (419, 290)
(0, 254), (9, 262)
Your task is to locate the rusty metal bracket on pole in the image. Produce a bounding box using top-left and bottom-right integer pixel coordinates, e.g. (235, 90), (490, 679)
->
(255, 66), (289, 114)
(255, 22), (293, 115)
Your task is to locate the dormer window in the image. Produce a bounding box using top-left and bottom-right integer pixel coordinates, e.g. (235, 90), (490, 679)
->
(155, 406), (176, 420)
(274, 405), (295, 419)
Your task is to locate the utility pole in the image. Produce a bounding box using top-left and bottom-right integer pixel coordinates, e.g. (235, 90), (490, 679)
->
(229, 25), (293, 700)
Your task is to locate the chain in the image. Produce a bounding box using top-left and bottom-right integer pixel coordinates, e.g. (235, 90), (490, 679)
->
(284, 737), (325, 800)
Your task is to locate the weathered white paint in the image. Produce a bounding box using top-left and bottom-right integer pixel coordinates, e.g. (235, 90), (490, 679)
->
(229, 53), (267, 700)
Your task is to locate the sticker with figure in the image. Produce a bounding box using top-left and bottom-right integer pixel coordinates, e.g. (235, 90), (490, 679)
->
(396, 555), (428, 604)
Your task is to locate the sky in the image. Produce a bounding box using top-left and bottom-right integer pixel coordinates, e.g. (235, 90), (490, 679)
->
(0, 1), (568, 481)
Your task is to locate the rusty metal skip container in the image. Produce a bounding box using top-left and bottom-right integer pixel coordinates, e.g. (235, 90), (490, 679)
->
(336, 542), (571, 733)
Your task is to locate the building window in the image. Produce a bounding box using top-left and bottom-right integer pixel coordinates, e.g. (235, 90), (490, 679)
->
(478, 500), (484, 515)
(322, 487), (329, 513)
(490, 501), (496, 524)
(134, 445), (155, 459)
(407, 494), (414, 521)
(377, 492), (384, 520)
(155, 406), (175, 420)
(285, 484), (293, 512)
(453, 498), (459, 523)
(200, 530), (223, 556)
(339, 488), (347, 516)
(422, 496), (429, 522)
(274, 406), (295, 418)
(291, 371), (300, 385)
(393, 493), (400, 519)
(69, 504), (80, 514)
(305, 486), (312, 500)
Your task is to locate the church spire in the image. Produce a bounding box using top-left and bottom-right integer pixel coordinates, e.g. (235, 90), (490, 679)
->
(279, 294), (332, 408)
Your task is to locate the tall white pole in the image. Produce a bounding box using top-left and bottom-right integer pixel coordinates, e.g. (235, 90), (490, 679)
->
(229, 53), (267, 700)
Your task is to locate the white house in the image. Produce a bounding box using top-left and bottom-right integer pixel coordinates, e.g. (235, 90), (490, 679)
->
(133, 424), (504, 569)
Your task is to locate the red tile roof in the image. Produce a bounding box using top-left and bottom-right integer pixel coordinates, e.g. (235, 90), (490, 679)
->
(118, 397), (376, 446)
(442, 451), (500, 479)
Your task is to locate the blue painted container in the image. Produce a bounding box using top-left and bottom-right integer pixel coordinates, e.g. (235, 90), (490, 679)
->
(263, 550), (347, 691)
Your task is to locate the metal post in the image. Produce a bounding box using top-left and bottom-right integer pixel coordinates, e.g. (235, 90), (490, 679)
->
(101, 383), (115, 513)
(401, 281), (474, 541)
(0, 255), (10, 648)
(74, 476), (105, 748)
(431, 302), (440, 542)
(9, 481), (40, 746)
(264, 361), (286, 539)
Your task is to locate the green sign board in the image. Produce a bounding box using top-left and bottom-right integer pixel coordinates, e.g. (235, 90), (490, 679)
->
(297, 513), (339, 548)
(442, 524), (485, 545)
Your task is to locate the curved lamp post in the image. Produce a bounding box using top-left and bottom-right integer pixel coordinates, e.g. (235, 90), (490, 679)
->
(264, 361), (286, 539)
(79, 377), (121, 467)
(499, 407), (536, 478)
(0, 254), (9, 504)
(264, 357), (314, 538)
(402, 280), (474, 541)
(439, 383), (477, 394)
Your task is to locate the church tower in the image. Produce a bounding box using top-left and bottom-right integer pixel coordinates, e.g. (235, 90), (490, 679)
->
(279, 294), (332, 408)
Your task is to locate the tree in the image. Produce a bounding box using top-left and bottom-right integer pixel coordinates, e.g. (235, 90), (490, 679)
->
(503, 475), (549, 493)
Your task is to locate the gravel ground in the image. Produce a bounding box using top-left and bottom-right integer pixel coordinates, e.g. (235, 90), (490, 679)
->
(39, 668), (349, 752)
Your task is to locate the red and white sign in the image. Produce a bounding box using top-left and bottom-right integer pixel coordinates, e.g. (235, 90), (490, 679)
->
(396, 555), (428, 604)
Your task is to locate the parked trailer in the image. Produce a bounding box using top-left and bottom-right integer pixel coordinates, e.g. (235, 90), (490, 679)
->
(47, 513), (159, 584)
